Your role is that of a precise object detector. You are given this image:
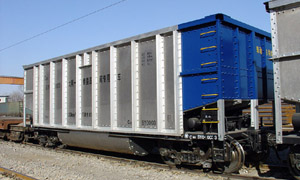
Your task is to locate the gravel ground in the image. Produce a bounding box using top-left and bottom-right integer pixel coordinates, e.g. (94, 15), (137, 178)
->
(0, 173), (14, 180)
(0, 141), (223, 180)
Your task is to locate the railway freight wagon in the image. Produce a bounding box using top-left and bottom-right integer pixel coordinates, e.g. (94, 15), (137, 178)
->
(23, 14), (273, 172)
(265, 0), (300, 179)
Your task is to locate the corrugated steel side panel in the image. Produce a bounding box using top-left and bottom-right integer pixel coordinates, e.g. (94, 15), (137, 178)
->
(24, 27), (183, 136)
(23, 68), (34, 123)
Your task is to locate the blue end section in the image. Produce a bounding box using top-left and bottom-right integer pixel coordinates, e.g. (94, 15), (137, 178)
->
(178, 14), (270, 37)
(179, 14), (273, 111)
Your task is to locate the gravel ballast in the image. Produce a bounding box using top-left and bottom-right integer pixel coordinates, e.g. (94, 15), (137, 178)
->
(0, 173), (14, 180)
(0, 141), (221, 180)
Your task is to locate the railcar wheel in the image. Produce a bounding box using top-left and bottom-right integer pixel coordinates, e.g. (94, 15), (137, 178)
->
(161, 155), (176, 166)
(288, 146), (300, 180)
(216, 141), (245, 173)
(159, 148), (179, 167)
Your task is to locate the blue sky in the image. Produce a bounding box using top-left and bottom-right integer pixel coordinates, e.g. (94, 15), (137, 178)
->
(0, 0), (270, 95)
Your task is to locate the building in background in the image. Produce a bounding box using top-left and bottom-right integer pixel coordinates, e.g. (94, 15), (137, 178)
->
(0, 95), (23, 117)
(0, 96), (9, 104)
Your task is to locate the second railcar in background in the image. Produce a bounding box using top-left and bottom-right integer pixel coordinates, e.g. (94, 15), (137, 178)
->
(265, 0), (300, 179)
(23, 14), (273, 173)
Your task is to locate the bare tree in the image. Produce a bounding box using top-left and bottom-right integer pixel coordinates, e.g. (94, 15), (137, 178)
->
(9, 85), (24, 102)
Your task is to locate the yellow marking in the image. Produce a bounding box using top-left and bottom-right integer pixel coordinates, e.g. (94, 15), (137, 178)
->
(201, 94), (218, 97)
(202, 120), (219, 124)
(201, 61), (217, 66)
(200, 30), (216, 36)
(201, 78), (218, 82)
(256, 46), (267, 55)
(200, 46), (217, 51)
(202, 107), (219, 111)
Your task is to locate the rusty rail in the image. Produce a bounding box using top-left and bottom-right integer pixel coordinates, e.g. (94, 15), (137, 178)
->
(0, 166), (37, 180)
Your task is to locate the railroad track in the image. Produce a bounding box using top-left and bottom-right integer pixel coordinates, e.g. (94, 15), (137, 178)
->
(21, 141), (290, 180)
(0, 166), (37, 180)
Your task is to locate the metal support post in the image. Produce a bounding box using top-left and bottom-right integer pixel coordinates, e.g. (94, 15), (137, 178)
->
(251, 99), (259, 129)
(217, 99), (225, 141)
